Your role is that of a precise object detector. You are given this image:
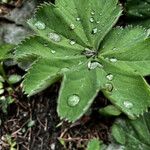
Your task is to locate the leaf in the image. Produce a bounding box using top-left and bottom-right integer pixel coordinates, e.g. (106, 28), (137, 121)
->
(23, 56), (86, 96)
(111, 112), (150, 150)
(99, 59), (150, 119)
(125, 0), (150, 18)
(100, 27), (150, 76)
(56, 0), (122, 49)
(99, 105), (121, 116)
(57, 63), (99, 122)
(14, 0), (150, 122)
(28, 0), (122, 50)
(125, 0), (150, 29)
(0, 44), (14, 61)
(87, 139), (101, 150)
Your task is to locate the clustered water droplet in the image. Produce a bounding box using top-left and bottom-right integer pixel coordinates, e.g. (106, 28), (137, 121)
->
(88, 61), (103, 70)
(67, 94), (80, 107)
(48, 33), (61, 42)
(123, 101), (133, 109)
(106, 74), (114, 81)
(34, 21), (46, 30)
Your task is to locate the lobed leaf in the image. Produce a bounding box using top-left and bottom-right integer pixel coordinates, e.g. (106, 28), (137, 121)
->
(98, 59), (150, 119)
(57, 63), (99, 122)
(111, 112), (150, 150)
(0, 44), (14, 61)
(14, 0), (150, 122)
(100, 27), (150, 76)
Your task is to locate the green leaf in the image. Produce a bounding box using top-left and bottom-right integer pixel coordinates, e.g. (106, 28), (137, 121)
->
(87, 139), (101, 150)
(23, 56), (86, 96)
(100, 27), (150, 76)
(99, 59), (150, 119)
(56, 0), (122, 49)
(8, 74), (22, 84)
(99, 105), (121, 116)
(125, 0), (150, 29)
(0, 44), (14, 61)
(57, 63), (99, 122)
(125, 0), (150, 18)
(28, 0), (122, 50)
(14, 0), (150, 122)
(111, 112), (150, 150)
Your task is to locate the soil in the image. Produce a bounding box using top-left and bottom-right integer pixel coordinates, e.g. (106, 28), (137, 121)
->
(0, 64), (114, 150)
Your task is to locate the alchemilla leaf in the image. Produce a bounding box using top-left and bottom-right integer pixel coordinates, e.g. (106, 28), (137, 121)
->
(14, 0), (150, 122)
(111, 112), (150, 150)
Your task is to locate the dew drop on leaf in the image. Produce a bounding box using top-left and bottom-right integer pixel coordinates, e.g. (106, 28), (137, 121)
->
(110, 58), (118, 63)
(91, 11), (95, 15)
(34, 21), (46, 30)
(70, 40), (76, 45)
(106, 74), (114, 81)
(88, 61), (103, 70)
(70, 23), (75, 30)
(123, 101), (133, 109)
(112, 47), (118, 51)
(44, 43), (48, 47)
(76, 17), (81, 21)
(92, 28), (98, 34)
(51, 50), (56, 54)
(67, 95), (80, 107)
(61, 68), (70, 72)
(90, 17), (94, 23)
(48, 33), (61, 42)
(104, 83), (113, 92)
(97, 21), (100, 24)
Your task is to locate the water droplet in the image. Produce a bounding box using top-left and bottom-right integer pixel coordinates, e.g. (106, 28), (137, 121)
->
(44, 43), (48, 47)
(76, 17), (80, 21)
(105, 57), (109, 61)
(91, 11), (95, 15)
(106, 74), (114, 81)
(92, 28), (98, 34)
(67, 94), (80, 107)
(61, 68), (70, 72)
(90, 17), (94, 23)
(70, 23), (75, 30)
(88, 61), (103, 70)
(70, 40), (76, 45)
(96, 21), (100, 24)
(34, 21), (46, 30)
(112, 47), (117, 51)
(48, 33), (61, 42)
(110, 58), (118, 63)
(78, 61), (82, 65)
(82, 48), (96, 57)
(104, 83), (113, 92)
(123, 101), (133, 109)
(51, 50), (56, 54)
